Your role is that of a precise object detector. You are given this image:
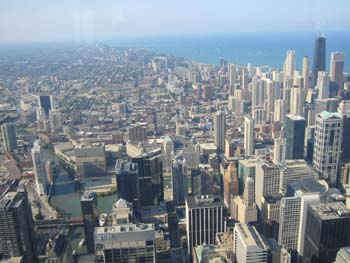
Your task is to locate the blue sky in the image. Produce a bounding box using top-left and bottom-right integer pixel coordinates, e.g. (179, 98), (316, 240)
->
(0, 0), (349, 43)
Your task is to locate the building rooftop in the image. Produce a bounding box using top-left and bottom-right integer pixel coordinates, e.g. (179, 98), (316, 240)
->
(286, 114), (305, 121)
(81, 191), (96, 202)
(309, 202), (350, 220)
(235, 223), (267, 250)
(319, 111), (342, 120)
(186, 195), (224, 209)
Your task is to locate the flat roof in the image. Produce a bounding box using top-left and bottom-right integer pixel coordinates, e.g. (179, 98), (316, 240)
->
(309, 202), (350, 220)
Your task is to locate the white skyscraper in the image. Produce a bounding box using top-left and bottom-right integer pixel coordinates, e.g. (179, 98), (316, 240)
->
(244, 116), (254, 157)
(32, 140), (48, 196)
(229, 64), (238, 87)
(49, 109), (62, 132)
(302, 56), (310, 90)
(330, 52), (345, 90)
(163, 135), (174, 171)
(252, 77), (266, 109)
(284, 50), (296, 76)
(290, 86), (303, 117)
(316, 71), (330, 99)
(234, 223), (268, 263)
(313, 111), (343, 184)
(214, 111), (226, 152)
(273, 135), (286, 165)
(274, 99), (287, 122)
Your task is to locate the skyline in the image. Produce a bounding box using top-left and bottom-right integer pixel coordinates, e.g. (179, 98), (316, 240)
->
(1, 0), (350, 43)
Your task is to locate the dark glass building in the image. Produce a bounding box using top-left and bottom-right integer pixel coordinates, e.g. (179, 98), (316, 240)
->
(115, 159), (139, 209)
(285, 114), (306, 160)
(131, 149), (163, 207)
(0, 189), (37, 263)
(38, 95), (53, 116)
(303, 202), (350, 263)
(80, 191), (98, 253)
(311, 36), (326, 87)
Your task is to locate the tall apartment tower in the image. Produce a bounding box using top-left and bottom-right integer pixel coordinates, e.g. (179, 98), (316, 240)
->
(244, 116), (254, 157)
(171, 153), (188, 205)
(214, 111), (226, 152)
(233, 223), (268, 263)
(1, 123), (17, 152)
(317, 71), (330, 99)
(290, 86), (303, 116)
(31, 140), (48, 196)
(303, 202), (350, 263)
(274, 99), (287, 122)
(81, 191), (98, 253)
(273, 134), (286, 165)
(185, 195), (224, 257)
(284, 50), (296, 76)
(285, 114), (306, 160)
(313, 111), (343, 184)
(229, 64), (238, 87)
(255, 161), (280, 210)
(311, 36), (326, 87)
(330, 51), (345, 91)
(0, 190), (37, 263)
(163, 135), (174, 172)
(223, 162), (239, 208)
(302, 56), (310, 90)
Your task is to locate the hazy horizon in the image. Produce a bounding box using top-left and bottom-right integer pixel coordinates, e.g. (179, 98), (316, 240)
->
(1, 0), (350, 44)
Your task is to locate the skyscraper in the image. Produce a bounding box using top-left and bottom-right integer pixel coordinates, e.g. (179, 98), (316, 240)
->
(1, 123), (17, 152)
(317, 71), (330, 99)
(223, 162), (239, 208)
(313, 111), (343, 184)
(284, 50), (296, 76)
(290, 86), (303, 116)
(31, 140), (48, 196)
(330, 51), (345, 91)
(131, 149), (164, 207)
(171, 153), (188, 205)
(274, 99), (287, 122)
(38, 95), (53, 116)
(163, 135), (174, 172)
(244, 116), (254, 157)
(185, 195), (224, 257)
(229, 64), (238, 87)
(273, 134), (286, 165)
(213, 111), (226, 152)
(0, 189), (37, 263)
(285, 114), (306, 160)
(302, 56), (310, 90)
(81, 191), (98, 253)
(303, 202), (350, 263)
(115, 159), (139, 209)
(48, 109), (62, 132)
(233, 223), (268, 263)
(311, 36), (326, 87)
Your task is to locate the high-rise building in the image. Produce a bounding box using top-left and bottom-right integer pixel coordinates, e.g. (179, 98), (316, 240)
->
(31, 140), (48, 196)
(233, 223), (268, 263)
(81, 191), (98, 253)
(128, 123), (147, 142)
(274, 99), (287, 122)
(94, 223), (156, 263)
(38, 95), (53, 116)
(163, 136), (174, 171)
(302, 56), (310, 90)
(284, 50), (296, 76)
(131, 149), (164, 207)
(115, 159), (139, 208)
(182, 143), (200, 170)
(311, 37), (326, 87)
(229, 64), (238, 87)
(244, 116), (254, 157)
(273, 135), (286, 165)
(185, 195), (224, 257)
(317, 71), (330, 99)
(290, 86), (303, 116)
(1, 123), (17, 152)
(75, 143), (107, 178)
(303, 202), (350, 263)
(285, 114), (306, 160)
(238, 159), (257, 195)
(330, 51), (345, 91)
(171, 153), (188, 205)
(0, 189), (37, 263)
(255, 161), (280, 210)
(223, 162), (239, 208)
(48, 109), (62, 132)
(313, 111), (343, 184)
(214, 111), (226, 152)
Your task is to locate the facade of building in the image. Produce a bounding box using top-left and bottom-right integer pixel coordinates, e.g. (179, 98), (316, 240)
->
(81, 191), (98, 253)
(171, 153), (188, 205)
(31, 140), (48, 196)
(244, 116), (254, 157)
(285, 114), (306, 160)
(75, 143), (107, 177)
(311, 37), (326, 87)
(1, 123), (17, 152)
(223, 162), (239, 208)
(214, 111), (226, 152)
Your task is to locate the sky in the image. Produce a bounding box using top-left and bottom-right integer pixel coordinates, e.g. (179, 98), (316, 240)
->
(0, 0), (349, 43)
